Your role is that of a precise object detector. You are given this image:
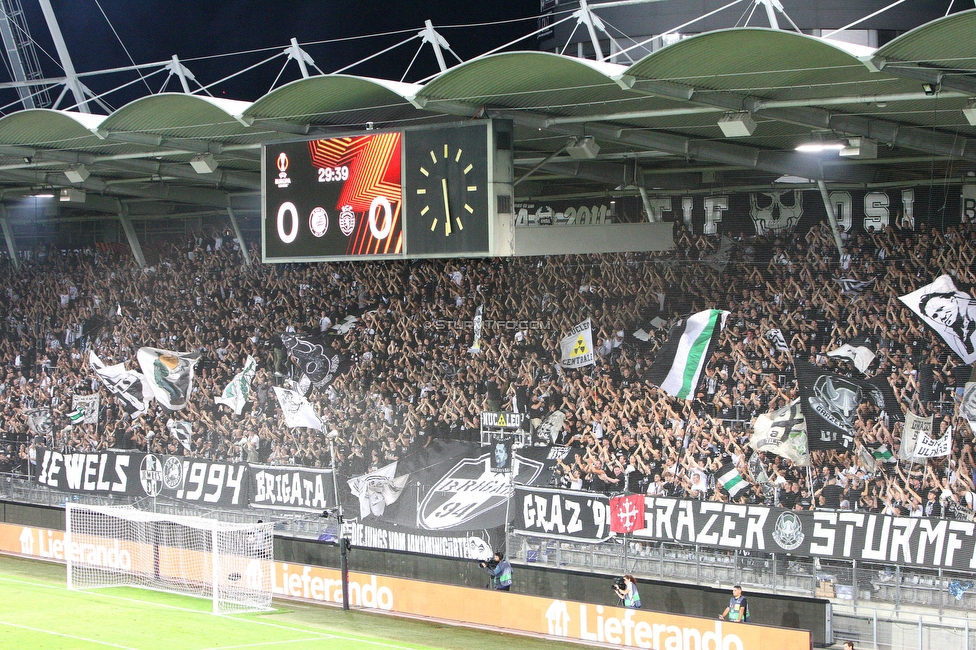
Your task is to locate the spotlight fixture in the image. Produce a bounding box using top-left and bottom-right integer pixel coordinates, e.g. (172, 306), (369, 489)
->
(717, 111), (756, 137)
(59, 188), (86, 203)
(190, 153), (218, 174)
(922, 83), (936, 96)
(963, 99), (976, 127)
(64, 164), (89, 183)
(566, 136), (600, 159)
(840, 137), (878, 159)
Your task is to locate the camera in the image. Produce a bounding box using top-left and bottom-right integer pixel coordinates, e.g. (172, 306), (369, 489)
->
(612, 576), (626, 591)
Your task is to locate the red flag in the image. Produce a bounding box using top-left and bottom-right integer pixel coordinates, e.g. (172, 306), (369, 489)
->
(609, 494), (645, 534)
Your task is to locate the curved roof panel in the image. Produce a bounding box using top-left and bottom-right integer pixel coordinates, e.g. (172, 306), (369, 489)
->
(245, 75), (423, 127)
(98, 93), (253, 141)
(877, 9), (976, 66)
(416, 52), (629, 110)
(627, 28), (883, 100)
(0, 108), (106, 147)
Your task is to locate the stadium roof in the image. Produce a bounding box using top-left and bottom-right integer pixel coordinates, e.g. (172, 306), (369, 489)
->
(3, 9), (976, 242)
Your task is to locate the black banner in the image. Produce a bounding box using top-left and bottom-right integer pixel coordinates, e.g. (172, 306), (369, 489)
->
(514, 486), (612, 542)
(249, 464), (336, 513)
(515, 489), (976, 571)
(34, 448), (246, 507)
(342, 519), (502, 560)
(795, 361), (888, 451)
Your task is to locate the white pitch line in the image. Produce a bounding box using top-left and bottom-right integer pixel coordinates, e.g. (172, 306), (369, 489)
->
(0, 620), (141, 649)
(0, 573), (424, 650)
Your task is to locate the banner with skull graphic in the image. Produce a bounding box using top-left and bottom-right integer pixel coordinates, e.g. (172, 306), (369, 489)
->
(794, 361), (888, 452)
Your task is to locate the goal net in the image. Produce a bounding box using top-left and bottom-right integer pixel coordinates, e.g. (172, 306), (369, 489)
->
(65, 504), (274, 614)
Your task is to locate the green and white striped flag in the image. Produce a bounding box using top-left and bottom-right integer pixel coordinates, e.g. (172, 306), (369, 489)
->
(67, 408), (85, 423)
(717, 462), (748, 498)
(871, 443), (894, 462)
(646, 309), (729, 400)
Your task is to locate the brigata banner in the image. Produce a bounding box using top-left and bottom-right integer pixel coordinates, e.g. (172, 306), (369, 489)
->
(248, 463), (336, 513)
(33, 448), (246, 507)
(513, 486), (612, 543)
(515, 489), (976, 571)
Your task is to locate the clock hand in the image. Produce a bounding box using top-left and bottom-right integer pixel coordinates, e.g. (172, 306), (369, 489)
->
(442, 177), (452, 236)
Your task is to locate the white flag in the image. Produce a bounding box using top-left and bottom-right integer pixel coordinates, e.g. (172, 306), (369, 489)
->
(914, 420), (952, 458)
(137, 347), (201, 411)
(89, 351), (153, 416)
(559, 319), (595, 368)
(71, 394), (100, 425)
(899, 275), (976, 364)
(347, 461), (409, 519)
(827, 344), (876, 374)
(469, 304), (484, 353)
(166, 419), (193, 451)
(901, 411), (932, 461)
(764, 328), (790, 353)
(215, 355), (257, 415)
(750, 400), (810, 466)
(273, 386), (324, 431)
(962, 382), (976, 433)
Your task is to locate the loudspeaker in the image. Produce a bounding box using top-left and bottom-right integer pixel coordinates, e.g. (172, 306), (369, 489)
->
(566, 136), (600, 159)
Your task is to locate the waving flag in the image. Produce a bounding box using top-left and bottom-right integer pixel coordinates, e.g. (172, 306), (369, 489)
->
(215, 355), (257, 415)
(347, 461), (410, 519)
(609, 494), (645, 534)
(559, 319), (594, 368)
(750, 400), (810, 466)
(899, 275), (976, 364)
(71, 394), (100, 425)
(646, 310), (728, 399)
(717, 462), (748, 498)
(89, 352), (152, 416)
(280, 333), (351, 391)
(273, 386), (324, 431)
(137, 347), (201, 411)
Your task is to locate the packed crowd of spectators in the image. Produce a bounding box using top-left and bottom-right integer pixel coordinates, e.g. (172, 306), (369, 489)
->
(1, 217), (975, 518)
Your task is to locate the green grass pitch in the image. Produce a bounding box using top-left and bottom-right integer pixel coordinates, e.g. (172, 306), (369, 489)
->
(0, 554), (581, 650)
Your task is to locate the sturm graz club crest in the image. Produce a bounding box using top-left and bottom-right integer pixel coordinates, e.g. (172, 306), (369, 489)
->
(140, 454), (163, 497)
(163, 456), (184, 490)
(419, 452), (544, 530)
(772, 511), (805, 551)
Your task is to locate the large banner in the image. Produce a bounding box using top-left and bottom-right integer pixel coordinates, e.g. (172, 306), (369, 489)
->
(514, 490), (976, 572)
(33, 448), (246, 507)
(514, 486), (613, 543)
(248, 464), (337, 513)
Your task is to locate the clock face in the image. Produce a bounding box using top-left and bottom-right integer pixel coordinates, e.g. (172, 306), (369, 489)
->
(404, 123), (491, 256)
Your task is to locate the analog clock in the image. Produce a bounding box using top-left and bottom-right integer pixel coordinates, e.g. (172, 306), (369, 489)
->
(404, 122), (491, 256)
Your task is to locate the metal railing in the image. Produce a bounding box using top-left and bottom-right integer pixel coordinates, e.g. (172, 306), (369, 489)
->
(507, 533), (976, 615)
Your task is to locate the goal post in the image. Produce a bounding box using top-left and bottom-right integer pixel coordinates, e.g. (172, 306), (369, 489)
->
(65, 504), (274, 615)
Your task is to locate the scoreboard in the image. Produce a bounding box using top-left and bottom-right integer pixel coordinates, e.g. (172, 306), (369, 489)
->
(262, 120), (512, 262)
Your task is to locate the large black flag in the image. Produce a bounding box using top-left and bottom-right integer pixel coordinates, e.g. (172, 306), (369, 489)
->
(795, 361), (888, 451)
(280, 333), (351, 392)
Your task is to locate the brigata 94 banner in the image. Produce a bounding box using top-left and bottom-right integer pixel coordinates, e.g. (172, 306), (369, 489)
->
(514, 487), (976, 572)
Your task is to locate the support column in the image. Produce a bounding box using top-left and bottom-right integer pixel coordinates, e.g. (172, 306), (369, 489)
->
(226, 200), (251, 266)
(0, 203), (19, 272)
(117, 204), (146, 268)
(817, 179), (845, 260)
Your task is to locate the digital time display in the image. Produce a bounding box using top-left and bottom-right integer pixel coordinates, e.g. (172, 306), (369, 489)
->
(263, 132), (403, 261)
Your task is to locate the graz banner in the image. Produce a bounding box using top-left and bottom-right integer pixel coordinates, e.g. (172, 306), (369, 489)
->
(513, 486), (612, 543)
(33, 448), (246, 507)
(248, 463), (336, 513)
(514, 489), (976, 571)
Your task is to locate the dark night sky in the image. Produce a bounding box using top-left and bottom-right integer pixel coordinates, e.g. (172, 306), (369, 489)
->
(14, 0), (541, 108)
